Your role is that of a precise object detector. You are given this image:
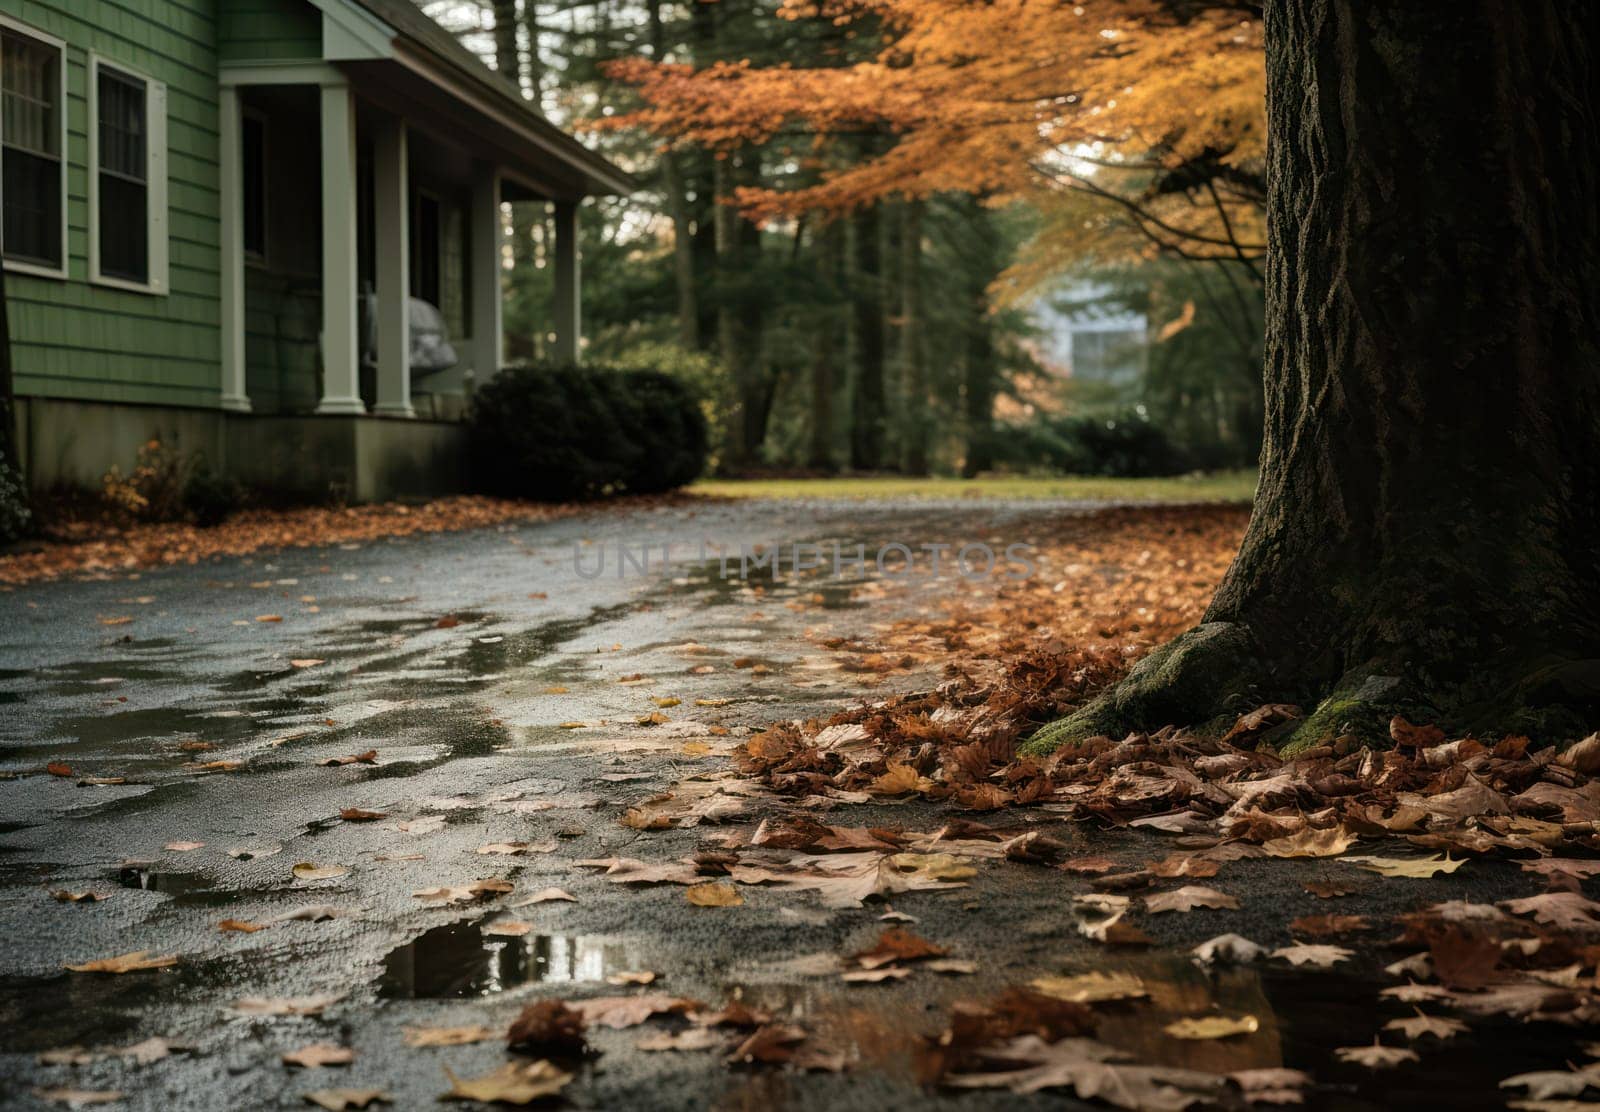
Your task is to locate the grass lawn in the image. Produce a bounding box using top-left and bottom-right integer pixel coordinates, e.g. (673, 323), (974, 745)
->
(693, 471), (1257, 503)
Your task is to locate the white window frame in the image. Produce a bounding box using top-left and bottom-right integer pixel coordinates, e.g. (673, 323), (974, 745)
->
(0, 15), (68, 280)
(88, 52), (168, 295)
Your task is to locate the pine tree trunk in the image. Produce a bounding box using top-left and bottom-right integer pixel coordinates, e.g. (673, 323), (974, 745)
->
(1030, 0), (1600, 752)
(493, 1), (520, 90)
(646, 0), (698, 350)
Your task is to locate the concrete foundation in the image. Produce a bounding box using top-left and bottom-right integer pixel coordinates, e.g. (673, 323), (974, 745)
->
(14, 396), (466, 503)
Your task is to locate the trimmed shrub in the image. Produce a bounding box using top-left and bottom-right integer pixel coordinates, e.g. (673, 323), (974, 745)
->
(997, 410), (1188, 478)
(467, 362), (709, 501)
(0, 458), (30, 542)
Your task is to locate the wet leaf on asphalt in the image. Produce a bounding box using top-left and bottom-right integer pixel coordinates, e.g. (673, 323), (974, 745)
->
(440, 1061), (572, 1105)
(507, 1000), (589, 1054)
(64, 951), (179, 974)
(401, 1025), (496, 1048)
(218, 918), (268, 933)
(841, 966), (912, 983)
(303, 1090), (391, 1111)
(1334, 1039), (1420, 1069)
(320, 750), (378, 767)
(476, 839), (558, 855)
(1383, 1010), (1469, 1041)
(1341, 854), (1465, 878)
(338, 808), (386, 822)
(482, 919), (533, 937)
(575, 858), (698, 885)
(638, 1027), (722, 1052)
(232, 993), (343, 1017)
(163, 841), (204, 852)
(1271, 944), (1354, 968)
(568, 994), (699, 1029)
(1031, 971), (1148, 1004)
(412, 879), (513, 905)
(282, 1044), (355, 1068)
(292, 863), (350, 882)
(851, 926), (945, 968)
(50, 890), (111, 903)
(1260, 826), (1357, 858)
(1163, 1015), (1259, 1040)
(607, 970), (658, 985)
(685, 881), (743, 907)
(510, 887), (577, 906)
(1144, 886), (1239, 914)
(1192, 934), (1267, 965)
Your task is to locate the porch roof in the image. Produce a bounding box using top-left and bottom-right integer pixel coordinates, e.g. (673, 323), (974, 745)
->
(322, 0), (636, 199)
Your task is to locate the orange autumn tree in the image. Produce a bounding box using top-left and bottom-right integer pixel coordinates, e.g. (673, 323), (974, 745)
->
(601, 0), (1266, 273)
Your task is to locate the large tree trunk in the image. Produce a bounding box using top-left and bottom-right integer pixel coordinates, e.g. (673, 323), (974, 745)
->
(492, 1), (520, 90)
(1030, 0), (1600, 753)
(898, 200), (929, 476)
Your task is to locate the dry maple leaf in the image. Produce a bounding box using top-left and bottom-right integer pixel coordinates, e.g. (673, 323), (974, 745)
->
(574, 857), (699, 885)
(440, 1060), (572, 1104)
(511, 887), (577, 906)
(402, 1025), (495, 1048)
(945, 1034), (1222, 1108)
(507, 1000), (588, 1054)
(1499, 891), (1600, 930)
(1229, 1068), (1312, 1106)
(1380, 982), (1451, 1003)
(1145, 886), (1240, 914)
(282, 1044), (354, 1068)
(64, 950), (178, 975)
(1382, 1009), (1468, 1041)
(1271, 944), (1353, 968)
(303, 1090), (391, 1112)
(1334, 1039), (1419, 1069)
(1499, 1064), (1600, 1100)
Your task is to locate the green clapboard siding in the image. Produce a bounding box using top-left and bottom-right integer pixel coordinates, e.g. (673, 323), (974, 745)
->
(218, 0), (320, 62)
(1, 0), (225, 408)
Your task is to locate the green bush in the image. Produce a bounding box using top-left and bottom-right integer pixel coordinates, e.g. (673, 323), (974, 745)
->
(998, 410), (1188, 478)
(0, 458), (30, 542)
(467, 362), (709, 501)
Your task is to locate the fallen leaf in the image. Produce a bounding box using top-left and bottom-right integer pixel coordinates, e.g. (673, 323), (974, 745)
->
(1192, 934), (1266, 965)
(1145, 886), (1240, 914)
(926, 959), (979, 975)
(482, 919), (533, 937)
(218, 918), (269, 933)
(282, 1044), (354, 1068)
(1342, 854), (1464, 879)
(686, 881), (744, 907)
(440, 1061), (571, 1104)
(1303, 879), (1355, 899)
(1032, 971), (1148, 1004)
(30, 1089), (123, 1108)
(511, 887), (577, 906)
(290, 659), (326, 669)
(338, 808), (386, 822)
(64, 951), (178, 974)
(320, 750), (378, 767)
(1288, 913), (1369, 937)
(257, 614), (283, 623)
(164, 841), (204, 852)
(1261, 826), (1357, 858)
(1383, 1010), (1469, 1041)
(413, 879), (513, 905)
(607, 970), (658, 986)
(852, 926), (945, 968)
(476, 840), (558, 856)
(46, 761), (74, 778)
(232, 994), (342, 1016)
(1271, 944), (1353, 968)
(1164, 1015), (1259, 1040)
(639, 1028), (723, 1052)
(402, 1025), (496, 1048)
(1334, 1039), (1419, 1069)
(1499, 1064), (1600, 1100)
(506, 1000), (589, 1054)
(303, 1090), (391, 1112)
(51, 890), (111, 903)
(569, 994), (698, 1029)
(841, 966), (911, 983)
(292, 863), (349, 882)
(1500, 891), (1600, 930)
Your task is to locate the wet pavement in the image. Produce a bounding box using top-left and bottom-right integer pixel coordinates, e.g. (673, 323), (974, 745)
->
(0, 499), (1589, 1109)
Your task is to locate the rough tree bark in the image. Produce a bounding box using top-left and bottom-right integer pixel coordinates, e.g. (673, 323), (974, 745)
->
(1029, 0), (1600, 753)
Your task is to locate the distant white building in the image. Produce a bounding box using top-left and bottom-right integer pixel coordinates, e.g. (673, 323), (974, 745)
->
(1029, 280), (1149, 389)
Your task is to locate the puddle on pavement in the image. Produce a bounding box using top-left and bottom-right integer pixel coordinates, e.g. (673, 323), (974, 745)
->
(116, 864), (213, 896)
(378, 920), (633, 998)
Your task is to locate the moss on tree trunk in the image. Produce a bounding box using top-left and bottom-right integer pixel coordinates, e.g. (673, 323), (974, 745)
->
(1028, 0), (1600, 755)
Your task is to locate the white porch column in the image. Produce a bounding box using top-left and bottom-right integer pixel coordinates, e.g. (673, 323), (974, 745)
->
(217, 85), (250, 412)
(552, 199), (580, 364)
(470, 164), (503, 384)
(371, 115), (412, 417)
(316, 81), (364, 414)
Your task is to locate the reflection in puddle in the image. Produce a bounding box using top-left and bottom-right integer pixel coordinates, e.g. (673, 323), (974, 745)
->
(379, 921), (630, 998)
(116, 865), (212, 896)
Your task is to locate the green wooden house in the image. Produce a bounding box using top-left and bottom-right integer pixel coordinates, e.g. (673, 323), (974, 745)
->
(0, 0), (631, 500)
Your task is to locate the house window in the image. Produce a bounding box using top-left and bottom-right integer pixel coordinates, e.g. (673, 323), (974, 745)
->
(241, 111), (266, 260)
(413, 192), (441, 307)
(90, 56), (167, 292)
(0, 19), (66, 275)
